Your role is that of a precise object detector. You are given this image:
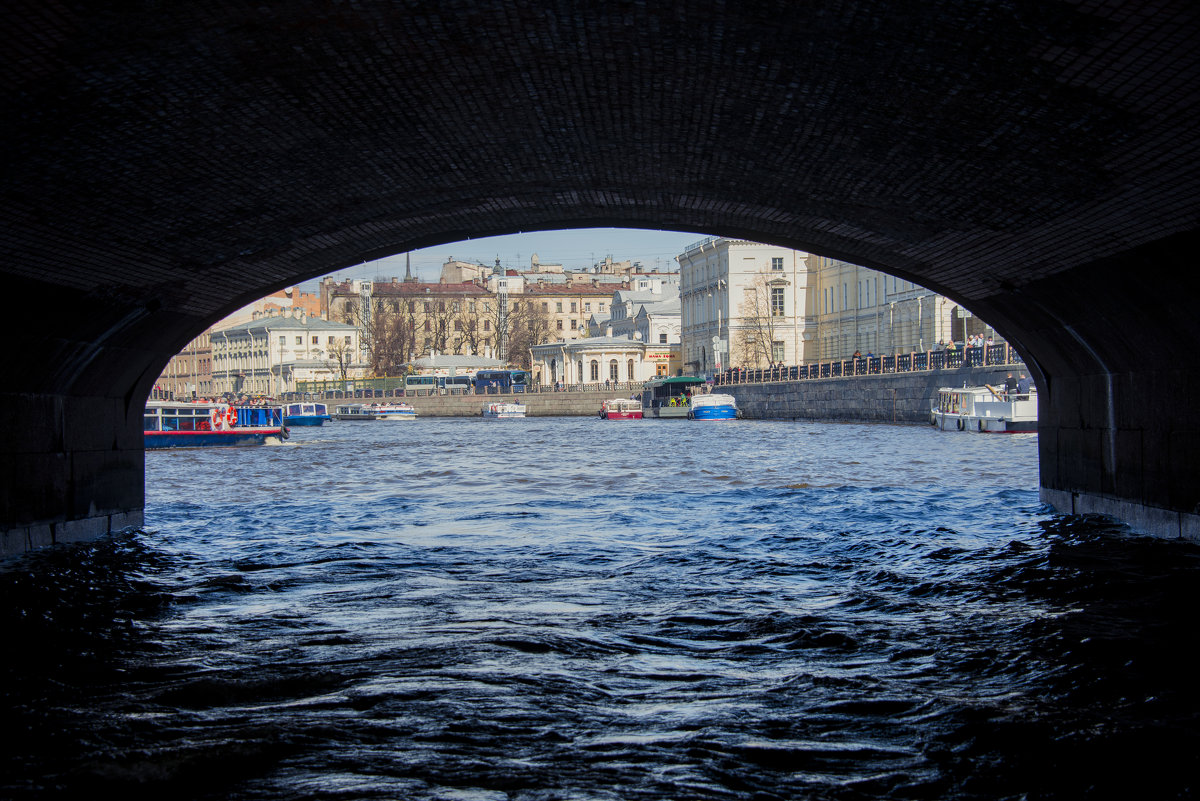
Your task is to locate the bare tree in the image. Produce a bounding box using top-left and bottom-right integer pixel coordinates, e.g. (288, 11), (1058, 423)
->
(735, 274), (783, 368)
(506, 300), (553, 369)
(327, 338), (355, 382)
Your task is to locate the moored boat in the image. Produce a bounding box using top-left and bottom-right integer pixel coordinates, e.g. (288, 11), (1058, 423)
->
(333, 403), (378, 421)
(482, 402), (526, 419)
(931, 385), (1037, 433)
(372, 402), (417, 420)
(284, 401), (331, 426)
(599, 398), (643, 420)
(687, 393), (739, 420)
(641, 376), (708, 418)
(144, 401), (288, 448)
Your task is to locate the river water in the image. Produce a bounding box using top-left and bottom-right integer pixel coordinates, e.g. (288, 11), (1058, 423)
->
(2, 418), (1198, 800)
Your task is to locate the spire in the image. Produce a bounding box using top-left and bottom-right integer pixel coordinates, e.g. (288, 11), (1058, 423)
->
(403, 252), (415, 282)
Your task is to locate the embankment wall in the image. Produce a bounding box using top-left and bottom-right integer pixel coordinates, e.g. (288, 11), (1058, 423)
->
(357, 366), (1026, 423)
(726, 366), (1023, 424)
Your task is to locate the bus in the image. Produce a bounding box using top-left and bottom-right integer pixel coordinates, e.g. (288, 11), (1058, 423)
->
(443, 375), (473, 394)
(473, 369), (529, 394)
(403, 374), (438, 395)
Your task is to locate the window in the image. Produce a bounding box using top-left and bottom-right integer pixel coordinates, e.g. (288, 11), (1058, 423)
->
(570, 302), (577, 313)
(328, 336), (335, 344)
(424, 302), (431, 312)
(609, 360), (618, 380)
(452, 301), (461, 312)
(772, 341), (785, 363)
(311, 336), (318, 344)
(600, 303), (606, 312)
(556, 320), (563, 330)
(772, 257), (784, 271)
(454, 320), (462, 332)
(295, 336), (303, 345)
(585, 303), (591, 312)
(469, 301), (476, 312)
(590, 360), (599, 381)
(484, 320), (491, 331)
(424, 319), (431, 331)
(627, 359), (634, 380)
(556, 302), (563, 313)
(344, 336), (352, 344)
(542, 302), (549, 312)
(279, 336), (286, 345)
(659, 333), (668, 344)
(771, 287), (785, 316)
(409, 301), (416, 312)
(570, 320), (577, 329)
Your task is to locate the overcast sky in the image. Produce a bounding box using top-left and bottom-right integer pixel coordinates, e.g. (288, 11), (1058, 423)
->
(312, 227), (710, 286)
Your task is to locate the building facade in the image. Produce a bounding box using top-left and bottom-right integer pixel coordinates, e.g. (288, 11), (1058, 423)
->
(153, 328), (214, 399)
(807, 255), (958, 361)
(211, 309), (363, 396)
(531, 335), (659, 387)
(678, 237), (810, 373)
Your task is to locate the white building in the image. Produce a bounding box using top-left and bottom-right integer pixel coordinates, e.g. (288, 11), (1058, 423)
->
(678, 237), (810, 374)
(211, 309), (364, 396)
(531, 334), (674, 387)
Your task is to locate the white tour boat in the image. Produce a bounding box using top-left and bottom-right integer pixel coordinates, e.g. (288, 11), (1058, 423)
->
(931, 384), (1037, 433)
(372, 402), (417, 420)
(482, 402), (526, 419)
(333, 403), (379, 421)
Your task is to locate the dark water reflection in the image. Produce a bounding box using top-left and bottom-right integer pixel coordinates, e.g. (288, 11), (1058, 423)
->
(2, 418), (1198, 799)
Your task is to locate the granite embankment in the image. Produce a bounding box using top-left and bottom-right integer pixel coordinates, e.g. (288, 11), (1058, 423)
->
(726, 366), (1025, 424)
(334, 366), (1025, 423)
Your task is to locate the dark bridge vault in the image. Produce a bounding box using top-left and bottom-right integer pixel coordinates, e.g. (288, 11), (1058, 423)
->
(2, 1), (1199, 551)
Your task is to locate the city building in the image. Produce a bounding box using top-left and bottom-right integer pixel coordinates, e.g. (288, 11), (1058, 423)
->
(153, 328), (213, 400)
(531, 334), (666, 387)
(218, 285), (323, 329)
(678, 237), (810, 374)
(211, 308), (363, 396)
(807, 255), (966, 360)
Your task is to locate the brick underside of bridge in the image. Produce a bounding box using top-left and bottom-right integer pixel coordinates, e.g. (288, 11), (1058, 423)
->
(2, 2), (1199, 553)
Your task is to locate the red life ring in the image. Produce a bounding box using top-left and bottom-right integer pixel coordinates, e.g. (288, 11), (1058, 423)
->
(225, 406), (238, 427)
(210, 408), (222, 429)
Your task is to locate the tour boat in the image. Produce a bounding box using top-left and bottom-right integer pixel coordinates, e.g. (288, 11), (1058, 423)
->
(333, 403), (378, 421)
(144, 401), (288, 448)
(599, 398), (643, 420)
(931, 385), (1037, 433)
(482, 402), (526, 419)
(283, 401), (331, 426)
(687, 393), (739, 420)
(371, 402), (417, 420)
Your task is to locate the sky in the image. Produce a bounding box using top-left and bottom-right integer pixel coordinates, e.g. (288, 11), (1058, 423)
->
(308, 227), (710, 287)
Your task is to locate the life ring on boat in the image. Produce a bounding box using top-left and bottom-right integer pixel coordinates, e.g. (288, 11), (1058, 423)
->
(956, 418), (964, 431)
(225, 406), (238, 427)
(210, 408), (223, 429)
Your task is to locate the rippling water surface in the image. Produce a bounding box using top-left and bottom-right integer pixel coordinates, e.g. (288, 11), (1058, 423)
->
(3, 418), (1199, 800)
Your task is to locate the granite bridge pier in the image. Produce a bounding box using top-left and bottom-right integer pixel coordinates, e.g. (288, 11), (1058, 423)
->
(2, 1), (1199, 552)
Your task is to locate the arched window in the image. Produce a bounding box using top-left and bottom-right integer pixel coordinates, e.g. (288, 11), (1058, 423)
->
(550, 359), (557, 382)
(578, 360), (583, 381)
(627, 359), (634, 380)
(609, 359), (618, 380)
(590, 360), (600, 381)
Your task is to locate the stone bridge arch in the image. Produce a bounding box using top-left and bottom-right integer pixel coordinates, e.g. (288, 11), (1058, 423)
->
(2, 1), (1198, 551)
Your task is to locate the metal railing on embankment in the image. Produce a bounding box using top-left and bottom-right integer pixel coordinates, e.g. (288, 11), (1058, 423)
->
(714, 343), (1022, 387)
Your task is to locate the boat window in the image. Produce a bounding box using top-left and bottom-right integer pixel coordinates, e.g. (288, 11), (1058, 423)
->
(143, 415), (159, 431)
